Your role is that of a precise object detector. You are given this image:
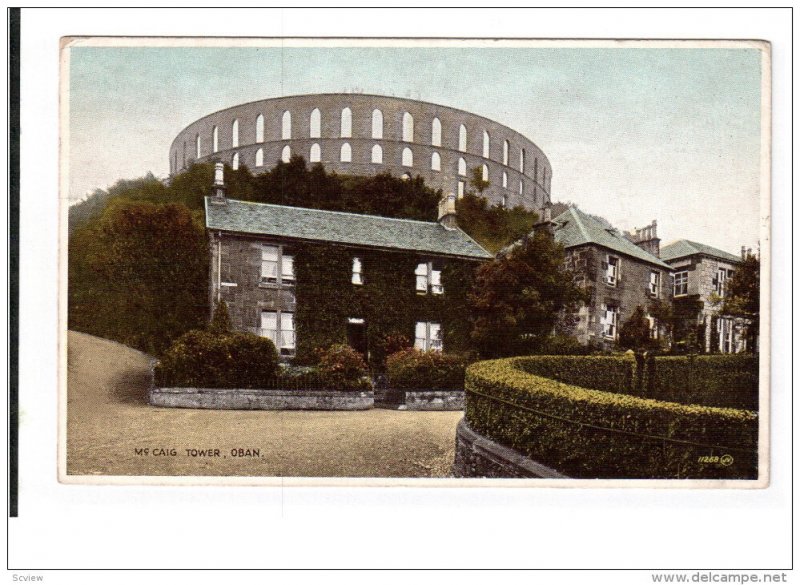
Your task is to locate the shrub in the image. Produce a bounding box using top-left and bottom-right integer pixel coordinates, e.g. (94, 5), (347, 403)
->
(386, 349), (469, 390)
(154, 330), (279, 389)
(464, 358), (758, 479)
(529, 335), (591, 356)
(315, 344), (371, 391)
(208, 300), (233, 334)
(514, 355), (636, 394)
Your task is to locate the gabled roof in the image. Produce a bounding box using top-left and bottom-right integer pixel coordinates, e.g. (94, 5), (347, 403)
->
(204, 197), (492, 260)
(660, 239), (742, 264)
(552, 207), (672, 269)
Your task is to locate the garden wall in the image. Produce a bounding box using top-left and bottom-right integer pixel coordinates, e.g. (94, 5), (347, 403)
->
(150, 387), (373, 410)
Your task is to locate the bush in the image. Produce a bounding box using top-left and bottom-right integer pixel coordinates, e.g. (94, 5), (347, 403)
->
(465, 358), (758, 479)
(386, 349), (469, 390)
(154, 330), (279, 389)
(514, 355), (636, 394)
(529, 335), (592, 356)
(645, 355), (759, 411)
(315, 344), (371, 391)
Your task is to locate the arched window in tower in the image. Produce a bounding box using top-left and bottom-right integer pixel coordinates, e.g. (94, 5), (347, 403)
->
(431, 152), (441, 171)
(458, 125), (467, 152)
(431, 117), (442, 146)
(282, 111), (291, 139)
(482, 164), (489, 182)
(182, 142), (186, 167)
(255, 148), (264, 167)
(503, 140), (509, 166)
(281, 145), (291, 163)
(372, 109), (383, 139)
(502, 171), (508, 188)
(402, 147), (413, 167)
(519, 180), (524, 195)
(402, 112), (414, 142)
(371, 144), (383, 164)
(256, 114), (264, 143)
(212, 126), (219, 153)
(458, 157), (466, 177)
(310, 143), (321, 162)
(172, 151), (176, 174)
(231, 119), (239, 148)
(340, 107), (352, 138)
(340, 143), (352, 163)
(519, 148), (525, 172)
(483, 131), (490, 158)
(310, 108), (321, 139)
(195, 134), (201, 159)
(232, 152), (239, 170)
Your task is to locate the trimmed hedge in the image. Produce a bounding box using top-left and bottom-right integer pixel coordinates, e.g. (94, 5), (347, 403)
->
(465, 358), (758, 479)
(386, 349), (468, 390)
(513, 354), (759, 411)
(154, 330), (279, 389)
(514, 355), (636, 395)
(645, 355), (759, 411)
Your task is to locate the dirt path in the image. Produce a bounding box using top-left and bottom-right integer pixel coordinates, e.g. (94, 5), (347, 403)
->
(66, 331), (461, 478)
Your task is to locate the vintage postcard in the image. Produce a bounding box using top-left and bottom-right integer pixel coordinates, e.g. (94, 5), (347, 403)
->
(58, 37), (770, 487)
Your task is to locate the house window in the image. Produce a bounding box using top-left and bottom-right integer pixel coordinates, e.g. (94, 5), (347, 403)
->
(649, 271), (661, 297)
(371, 144), (383, 164)
(310, 108), (321, 138)
(715, 268), (728, 296)
(604, 255), (620, 286)
(717, 317), (733, 353)
(256, 114), (264, 143)
(340, 107), (352, 138)
(260, 311), (295, 354)
(260, 245), (294, 285)
(415, 262), (442, 294)
(415, 321), (442, 352)
(601, 304), (619, 339)
(674, 271), (688, 296)
(352, 257), (363, 285)
(372, 109), (383, 139)
(431, 117), (441, 146)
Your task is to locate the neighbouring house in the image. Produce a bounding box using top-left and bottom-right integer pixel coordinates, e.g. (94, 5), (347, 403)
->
(660, 239), (751, 353)
(204, 163), (491, 366)
(546, 207), (673, 349)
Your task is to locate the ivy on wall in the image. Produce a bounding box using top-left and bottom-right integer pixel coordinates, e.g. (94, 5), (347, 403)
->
(293, 242), (478, 369)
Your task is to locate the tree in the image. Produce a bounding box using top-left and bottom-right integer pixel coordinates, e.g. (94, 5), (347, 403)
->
(722, 253), (760, 352)
(649, 297), (704, 353)
(469, 166), (490, 194)
(468, 230), (587, 358)
(618, 305), (657, 351)
(455, 193), (538, 255)
(209, 300), (233, 334)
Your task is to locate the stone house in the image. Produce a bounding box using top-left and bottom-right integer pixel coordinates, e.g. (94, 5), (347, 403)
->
(204, 163), (491, 364)
(660, 240), (750, 353)
(548, 207), (673, 348)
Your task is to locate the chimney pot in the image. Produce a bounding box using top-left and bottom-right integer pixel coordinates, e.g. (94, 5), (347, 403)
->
(438, 193), (458, 230)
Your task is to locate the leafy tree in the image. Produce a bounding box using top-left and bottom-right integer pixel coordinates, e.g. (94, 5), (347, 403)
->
(68, 199), (209, 355)
(455, 193), (538, 255)
(722, 253), (760, 352)
(468, 230), (587, 358)
(650, 297), (704, 353)
(209, 300), (233, 334)
(618, 305), (657, 351)
(469, 166), (490, 194)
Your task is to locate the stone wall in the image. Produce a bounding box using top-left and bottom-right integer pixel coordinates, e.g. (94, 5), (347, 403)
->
(170, 93), (552, 211)
(403, 390), (464, 411)
(150, 387), (374, 410)
(453, 419), (567, 478)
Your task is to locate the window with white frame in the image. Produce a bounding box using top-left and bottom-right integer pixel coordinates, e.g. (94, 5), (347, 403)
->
(604, 255), (620, 286)
(673, 271), (688, 296)
(414, 321), (442, 352)
(260, 310), (295, 353)
(715, 268), (728, 296)
(647, 315), (658, 339)
(260, 245), (294, 285)
(415, 262), (443, 295)
(649, 271), (660, 297)
(352, 257), (363, 285)
(600, 303), (619, 339)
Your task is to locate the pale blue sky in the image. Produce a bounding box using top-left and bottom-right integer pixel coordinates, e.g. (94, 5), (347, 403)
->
(69, 45), (763, 253)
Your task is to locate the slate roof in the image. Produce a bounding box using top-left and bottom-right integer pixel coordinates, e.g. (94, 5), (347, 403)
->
(660, 239), (742, 264)
(552, 207), (672, 269)
(204, 197), (492, 260)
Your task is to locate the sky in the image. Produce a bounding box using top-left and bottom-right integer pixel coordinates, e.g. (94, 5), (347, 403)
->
(68, 43), (764, 255)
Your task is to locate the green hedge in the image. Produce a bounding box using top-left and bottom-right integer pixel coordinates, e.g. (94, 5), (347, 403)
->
(513, 354), (759, 410)
(465, 358), (758, 479)
(386, 349), (468, 390)
(154, 330), (279, 389)
(645, 355), (759, 411)
(514, 355), (635, 394)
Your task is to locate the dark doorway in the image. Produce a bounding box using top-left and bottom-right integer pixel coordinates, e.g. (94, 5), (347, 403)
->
(347, 319), (368, 363)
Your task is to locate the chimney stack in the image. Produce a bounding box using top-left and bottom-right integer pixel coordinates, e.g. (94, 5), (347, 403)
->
(211, 161), (227, 204)
(532, 201), (557, 237)
(626, 219), (660, 257)
(438, 193), (457, 230)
